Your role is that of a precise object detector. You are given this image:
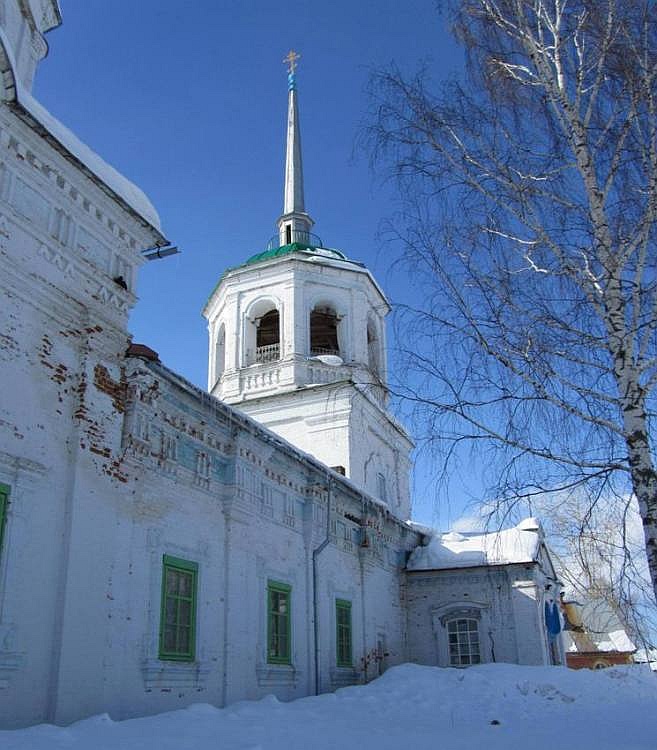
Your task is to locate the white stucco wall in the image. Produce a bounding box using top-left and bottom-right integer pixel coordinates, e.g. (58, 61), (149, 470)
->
(406, 564), (558, 668)
(1, 279), (420, 728)
(205, 255), (389, 394)
(0, 2), (563, 729)
(204, 254), (413, 518)
(0, 92), (162, 727)
(0, 55), (417, 727)
(0, 0), (60, 93)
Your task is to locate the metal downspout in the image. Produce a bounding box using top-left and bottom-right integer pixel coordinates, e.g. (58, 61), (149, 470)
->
(312, 473), (332, 695)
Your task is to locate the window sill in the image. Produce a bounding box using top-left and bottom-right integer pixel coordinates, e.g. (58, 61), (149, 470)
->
(158, 653), (195, 663)
(256, 663), (300, 687)
(330, 666), (358, 689)
(141, 658), (211, 691)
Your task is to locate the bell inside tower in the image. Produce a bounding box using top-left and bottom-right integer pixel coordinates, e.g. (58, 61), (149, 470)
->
(310, 306), (340, 356)
(256, 309), (281, 363)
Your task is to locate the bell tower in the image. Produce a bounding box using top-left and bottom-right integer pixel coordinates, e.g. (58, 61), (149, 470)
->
(203, 53), (413, 518)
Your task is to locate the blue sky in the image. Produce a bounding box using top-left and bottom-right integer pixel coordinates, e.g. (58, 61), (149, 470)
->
(35, 1), (479, 527)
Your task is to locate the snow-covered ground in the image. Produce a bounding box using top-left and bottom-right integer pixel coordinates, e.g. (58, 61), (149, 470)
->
(3, 663), (656, 750)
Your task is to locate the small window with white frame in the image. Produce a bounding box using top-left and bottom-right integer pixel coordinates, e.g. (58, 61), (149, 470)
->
(447, 617), (481, 666)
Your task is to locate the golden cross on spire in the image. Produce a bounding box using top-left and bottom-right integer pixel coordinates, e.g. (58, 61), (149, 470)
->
(283, 49), (301, 74)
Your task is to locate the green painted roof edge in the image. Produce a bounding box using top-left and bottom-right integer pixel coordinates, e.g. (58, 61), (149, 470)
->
(203, 243), (360, 312)
(243, 242), (347, 266)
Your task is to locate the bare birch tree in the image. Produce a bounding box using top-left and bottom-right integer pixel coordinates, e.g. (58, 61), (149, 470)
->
(367, 0), (657, 601)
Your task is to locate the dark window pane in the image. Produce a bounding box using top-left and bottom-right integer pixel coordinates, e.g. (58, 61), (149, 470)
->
(268, 585), (291, 662)
(178, 627), (190, 653)
(310, 309), (339, 355)
(257, 309), (280, 347)
(179, 600), (191, 626)
(178, 572), (192, 598)
(165, 596), (176, 624)
(166, 570), (178, 595)
(160, 560), (197, 661)
(164, 627), (176, 651)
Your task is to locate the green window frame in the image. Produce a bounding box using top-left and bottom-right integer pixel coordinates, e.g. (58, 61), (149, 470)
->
(267, 580), (291, 664)
(0, 483), (9, 556)
(159, 555), (198, 662)
(336, 599), (352, 667)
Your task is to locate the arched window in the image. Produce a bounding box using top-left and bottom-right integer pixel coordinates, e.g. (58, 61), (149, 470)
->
(433, 603), (487, 668)
(367, 318), (381, 378)
(256, 309), (280, 363)
(446, 618), (481, 666)
(310, 305), (340, 356)
(214, 324), (225, 383)
(244, 299), (281, 366)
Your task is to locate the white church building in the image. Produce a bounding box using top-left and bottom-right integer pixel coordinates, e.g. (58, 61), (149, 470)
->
(0, 2), (563, 729)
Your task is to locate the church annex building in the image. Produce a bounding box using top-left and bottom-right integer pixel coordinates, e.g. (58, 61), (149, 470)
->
(0, 2), (563, 729)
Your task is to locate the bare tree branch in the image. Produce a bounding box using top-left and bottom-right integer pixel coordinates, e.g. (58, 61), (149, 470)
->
(365, 0), (657, 608)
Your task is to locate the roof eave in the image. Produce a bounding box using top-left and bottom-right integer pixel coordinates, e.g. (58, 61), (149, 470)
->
(10, 100), (168, 245)
(202, 250), (391, 318)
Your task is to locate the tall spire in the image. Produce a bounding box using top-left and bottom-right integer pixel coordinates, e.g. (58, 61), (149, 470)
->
(277, 50), (314, 247)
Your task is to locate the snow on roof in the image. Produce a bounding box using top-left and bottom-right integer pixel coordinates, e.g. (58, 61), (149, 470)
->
(564, 629), (636, 654)
(563, 597), (636, 654)
(595, 629), (636, 653)
(407, 517), (543, 571)
(634, 648), (657, 669)
(16, 87), (163, 234)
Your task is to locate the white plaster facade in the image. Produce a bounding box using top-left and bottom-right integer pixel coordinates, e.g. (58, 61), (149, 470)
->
(0, 6), (563, 731)
(0, 0), (61, 94)
(203, 251), (413, 520)
(407, 559), (563, 668)
(203, 54), (413, 519)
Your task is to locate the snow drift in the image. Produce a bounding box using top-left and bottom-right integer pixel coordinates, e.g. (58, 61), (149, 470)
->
(2, 662), (656, 750)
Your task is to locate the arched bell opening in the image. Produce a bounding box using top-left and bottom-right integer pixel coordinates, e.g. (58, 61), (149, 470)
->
(243, 298), (283, 366)
(0, 34), (17, 103)
(367, 317), (382, 380)
(256, 308), (281, 363)
(310, 305), (340, 357)
(213, 324), (226, 385)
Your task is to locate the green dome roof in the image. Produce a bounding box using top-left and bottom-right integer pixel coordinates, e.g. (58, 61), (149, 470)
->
(204, 243), (361, 311)
(243, 242), (348, 267)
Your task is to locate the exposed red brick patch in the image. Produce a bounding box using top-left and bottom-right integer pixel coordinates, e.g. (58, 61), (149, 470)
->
(94, 364), (126, 413)
(566, 652), (633, 669)
(74, 371), (88, 420)
(89, 445), (111, 458)
(52, 363), (68, 384)
(103, 459), (129, 483)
